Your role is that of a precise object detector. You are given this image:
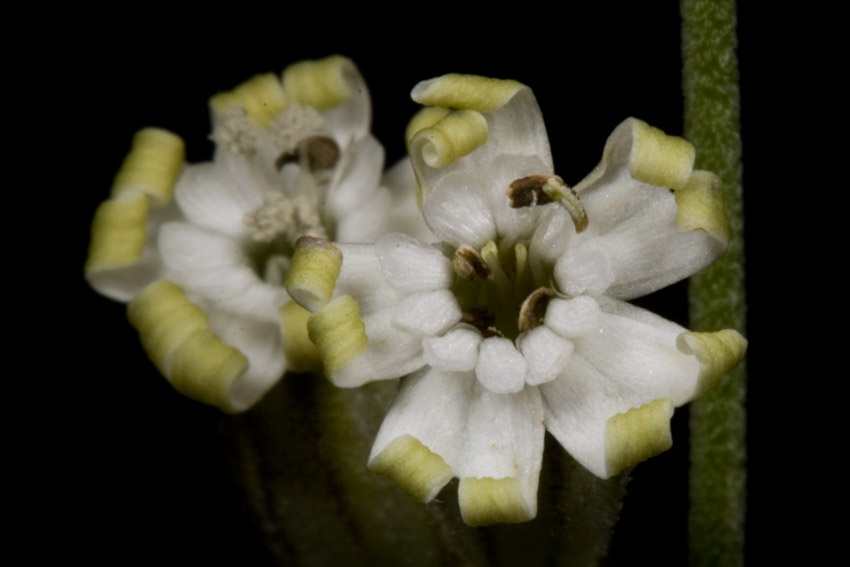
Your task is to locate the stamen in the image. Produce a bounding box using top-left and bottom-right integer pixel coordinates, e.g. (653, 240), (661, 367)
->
(210, 108), (258, 156)
(508, 174), (588, 232)
(453, 244), (492, 280)
(244, 193), (327, 243)
(518, 287), (554, 333)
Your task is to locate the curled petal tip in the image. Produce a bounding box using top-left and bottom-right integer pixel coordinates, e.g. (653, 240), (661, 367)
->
(678, 329), (747, 399)
(369, 435), (453, 502)
(605, 398), (675, 477)
(458, 477), (536, 527)
(285, 236), (343, 313)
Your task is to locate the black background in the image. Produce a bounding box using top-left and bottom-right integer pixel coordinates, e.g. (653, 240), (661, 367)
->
(53, 2), (780, 564)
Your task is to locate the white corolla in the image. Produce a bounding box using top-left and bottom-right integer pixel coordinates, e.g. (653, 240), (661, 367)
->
(85, 56), (429, 413)
(285, 74), (747, 525)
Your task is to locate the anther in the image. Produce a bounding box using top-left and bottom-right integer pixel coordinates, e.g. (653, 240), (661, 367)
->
(453, 245), (493, 280)
(275, 135), (340, 173)
(507, 175), (556, 208)
(518, 287), (555, 333)
(303, 136), (340, 172)
(508, 174), (588, 232)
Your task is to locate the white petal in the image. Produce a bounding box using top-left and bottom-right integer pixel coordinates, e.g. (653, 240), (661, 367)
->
(458, 382), (544, 479)
(335, 185), (392, 243)
(519, 326), (574, 386)
(574, 297), (701, 406)
(158, 222), (286, 323)
(576, 148), (723, 299)
(529, 205), (575, 285)
(422, 172), (496, 248)
(422, 324), (482, 372)
(553, 237), (615, 297)
(175, 161), (263, 239)
(318, 58), (371, 146)
(541, 297), (702, 478)
(334, 243), (406, 314)
(475, 337), (527, 394)
(375, 233), (452, 293)
(588, 189), (725, 299)
(457, 383), (544, 522)
(205, 308), (286, 412)
(545, 295), (603, 338)
(326, 134), (384, 222)
(370, 366), (475, 473)
(391, 289), (462, 337)
(380, 158), (436, 243)
(539, 354), (616, 478)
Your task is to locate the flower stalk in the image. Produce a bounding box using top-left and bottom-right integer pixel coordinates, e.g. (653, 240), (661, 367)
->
(682, 0), (747, 565)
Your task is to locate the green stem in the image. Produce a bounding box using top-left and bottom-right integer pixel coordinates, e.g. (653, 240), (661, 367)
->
(681, 1), (747, 566)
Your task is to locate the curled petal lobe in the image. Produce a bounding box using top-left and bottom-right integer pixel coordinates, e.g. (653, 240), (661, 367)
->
(110, 128), (185, 204)
(285, 236), (342, 313)
(127, 280), (261, 413)
(604, 398), (675, 476)
(210, 73), (288, 126)
(369, 435), (453, 502)
(675, 170), (730, 245)
(677, 330), (747, 400)
(279, 300), (320, 373)
(86, 129), (184, 301)
(307, 295), (369, 381)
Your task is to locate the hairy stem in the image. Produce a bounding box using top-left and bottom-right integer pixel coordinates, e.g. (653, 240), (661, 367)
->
(681, 1), (747, 566)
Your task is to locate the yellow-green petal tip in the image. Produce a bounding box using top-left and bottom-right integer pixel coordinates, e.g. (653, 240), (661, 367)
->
(369, 435), (453, 502)
(458, 477), (535, 527)
(605, 398), (675, 477)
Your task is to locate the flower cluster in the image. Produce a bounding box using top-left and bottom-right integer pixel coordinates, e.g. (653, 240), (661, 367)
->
(85, 56), (428, 412)
(87, 62), (745, 526)
(285, 75), (746, 525)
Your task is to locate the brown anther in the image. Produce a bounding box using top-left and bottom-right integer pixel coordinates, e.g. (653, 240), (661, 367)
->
(462, 307), (502, 338)
(303, 135), (340, 172)
(453, 245), (492, 280)
(507, 175), (558, 208)
(275, 135), (340, 173)
(508, 174), (588, 232)
(518, 287), (555, 333)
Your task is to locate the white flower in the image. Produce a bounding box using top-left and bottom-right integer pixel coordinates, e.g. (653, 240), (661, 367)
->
(285, 74), (747, 525)
(85, 56), (430, 413)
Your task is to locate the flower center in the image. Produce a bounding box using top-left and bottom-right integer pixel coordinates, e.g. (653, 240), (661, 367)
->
(452, 240), (550, 340)
(215, 104), (340, 286)
(451, 174), (588, 340)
